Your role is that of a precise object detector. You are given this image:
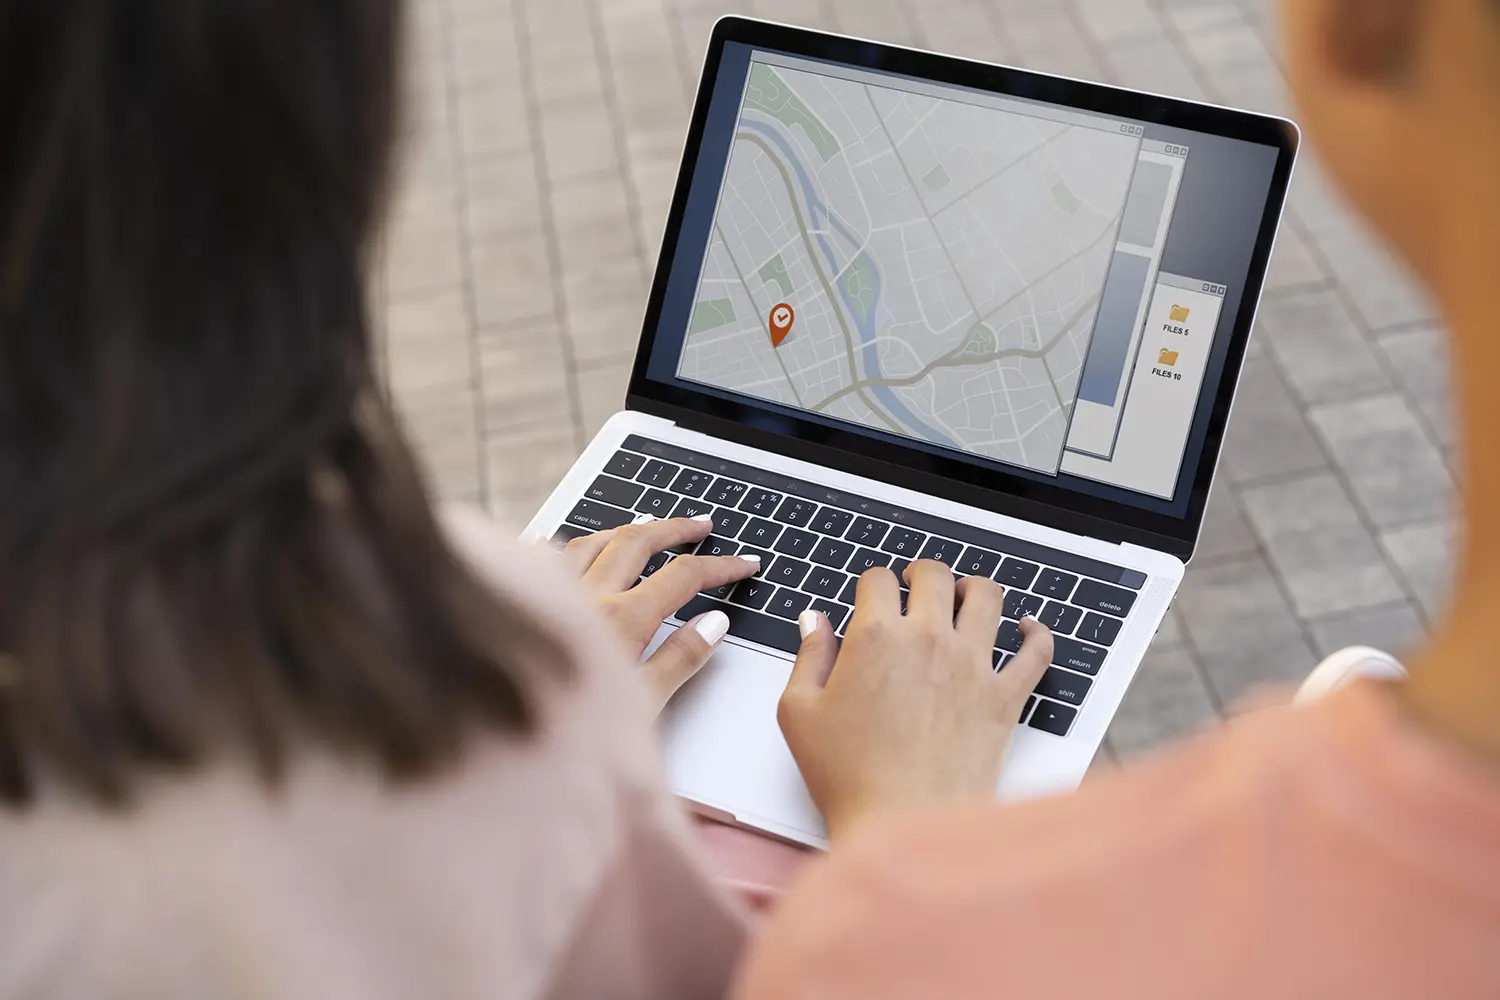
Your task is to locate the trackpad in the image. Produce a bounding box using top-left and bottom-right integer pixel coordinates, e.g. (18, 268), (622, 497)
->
(653, 625), (828, 848)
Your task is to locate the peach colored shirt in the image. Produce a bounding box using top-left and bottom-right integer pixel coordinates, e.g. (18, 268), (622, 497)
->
(735, 681), (1500, 999)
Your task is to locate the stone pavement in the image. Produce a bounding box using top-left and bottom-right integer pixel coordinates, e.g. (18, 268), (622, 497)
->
(378, 0), (1459, 759)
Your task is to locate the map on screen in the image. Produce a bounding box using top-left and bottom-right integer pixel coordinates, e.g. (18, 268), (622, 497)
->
(676, 57), (1144, 474)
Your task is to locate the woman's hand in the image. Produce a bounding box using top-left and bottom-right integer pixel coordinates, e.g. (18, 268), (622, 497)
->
(563, 515), (760, 713)
(777, 560), (1053, 842)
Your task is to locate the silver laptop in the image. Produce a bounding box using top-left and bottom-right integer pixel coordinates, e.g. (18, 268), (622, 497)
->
(524, 17), (1298, 850)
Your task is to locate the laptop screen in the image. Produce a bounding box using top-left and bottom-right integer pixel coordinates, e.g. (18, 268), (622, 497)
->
(639, 39), (1288, 524)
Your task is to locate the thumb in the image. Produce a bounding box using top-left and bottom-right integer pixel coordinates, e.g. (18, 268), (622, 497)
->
(784, 610), (839, 702)
(997, 615), (1054, 702)
(642, 610), (729, 711)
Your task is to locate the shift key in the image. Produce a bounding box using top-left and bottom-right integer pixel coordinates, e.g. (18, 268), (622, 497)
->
(567, 499), (635, 532)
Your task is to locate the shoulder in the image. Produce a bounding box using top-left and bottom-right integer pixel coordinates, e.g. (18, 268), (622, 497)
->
(739, 703), (1328, 999)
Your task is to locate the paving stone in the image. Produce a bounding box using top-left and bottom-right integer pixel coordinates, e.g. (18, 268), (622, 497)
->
(1306, 393), (1453, 528)
(1195, 485), (1261, 562)
(1218, 358), (1327, 485)
(394, 381), (486, 504)
(478, 319), (576, 437)
(1099, 33), (1208, 100)
(1254, 288), (1392, 404)
(385, 288), (475, 395)
(1373, 325), (1457, 449)
(1308, 220), (1438, 333)
(1073, 0), (1163, 46)
(574, 360), (635, 440)
(1261, 222), (1329, 295)
(1239, 473), (1406, 619)
(1106, 646), (1222, 759)
(1378, 518), (1458, 623)
(1307, 602), (1427, 660)
(1175, 553), (1321, 707)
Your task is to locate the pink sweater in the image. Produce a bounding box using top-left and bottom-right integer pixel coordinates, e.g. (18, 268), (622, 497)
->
(736, 680), (1500, 999)
(0, 509), (746, 999)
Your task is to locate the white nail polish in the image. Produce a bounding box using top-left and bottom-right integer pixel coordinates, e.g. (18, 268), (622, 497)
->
(739, 554), (762, 563)
(691, 513), (714, 522)
(798, 610), (821, 639)
(693, 610), (730, 645)
(1021, 614), (1039, 624)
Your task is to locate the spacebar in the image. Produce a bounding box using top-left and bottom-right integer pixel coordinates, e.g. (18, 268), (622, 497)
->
(675, 596), (801, 655)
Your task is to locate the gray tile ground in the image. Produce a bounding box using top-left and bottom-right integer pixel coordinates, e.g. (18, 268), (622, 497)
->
(382, 0), (1459, 759)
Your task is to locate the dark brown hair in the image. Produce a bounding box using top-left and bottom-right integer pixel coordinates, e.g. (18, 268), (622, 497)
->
(0, 1), (563, 806)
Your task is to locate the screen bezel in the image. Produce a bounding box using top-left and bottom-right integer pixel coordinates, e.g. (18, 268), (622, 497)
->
(626, 16), (1299, 561)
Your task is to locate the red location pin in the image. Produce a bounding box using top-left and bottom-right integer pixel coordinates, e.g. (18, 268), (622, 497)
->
(769, 303), (795, 347)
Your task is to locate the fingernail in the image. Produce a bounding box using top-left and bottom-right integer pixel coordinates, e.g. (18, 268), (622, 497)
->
(1021, 614), (1039, 624)
(693, 610), (730, 645)
(691, 514), (714, 523)
(798, 610), (821, 638)
(739, 554), (761, 563)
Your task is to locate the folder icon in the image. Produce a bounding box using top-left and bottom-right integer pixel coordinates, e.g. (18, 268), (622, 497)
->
(1158, 348), (1180, 366)
(1169, 304), (1191, 323)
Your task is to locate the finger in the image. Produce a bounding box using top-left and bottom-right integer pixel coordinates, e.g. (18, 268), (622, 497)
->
(996, 616), (1054, 699)
(953, 575), (1005, 647)
(848, 566), (900, 630)
(561, 528), (618, 574)
(631, 553), (762, 623)
(582, 516), (716, 591)
(784, 610), (838, 702)
(904, 559), (956, 625)
(643, 610), (730, 710)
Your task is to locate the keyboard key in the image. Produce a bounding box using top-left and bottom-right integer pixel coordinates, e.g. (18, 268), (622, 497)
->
(697, 536), (739, 558)
(773, 527), (818, 559)
(955, 547), (1002, 578)
(550, 524), (591, 548)
(773, 497), (818, 527)
(1120, 569), (1148, 590)
(634, 489), (676, 517)
(675, 596), (800, 654)
(642, 552), (672, 578)
(811, 537), (855, 568)
(992, 649), (1013, 671)
(567, 499), (635, 531)
(811, 507), (854, 536)
(882, 526), (926, 557)
(803, 566), (849, 599)
(890, 557), (911, 583)
(1036, 667), (1093, 707)
(1002, 591), (1044, 620)
(636, 459), (680, 488)
(584, 474), (645, 509)
(701, 580), (737, 601)
(738, 547), (775, 577)
(729, 578), (776, 610)
(670, 468), (714, 497)
(838, 576), (861, 605)
(1078, 613), (1124, 646)
(995, 619), (1023, 653)
(1029, 699), (1077, 736)
(995, 558), (1040, 589)
(766, 588), (814, 621)
(710, 507), (748, 538)
(767, 557), (812, 588)
(845, 517), (890, 547)
(1020, 695), (1037, 724)
(1037, 601), (1083, 635)
(811, 599), (849, 632)
(741, 488), (783, 517)
(738, 518), (783, 547)
(605, 451), (647, 479)
(1072, 579), (1138, 618)
(705, 478), (748, 506)
(848, 548), (892, 574)
(1034, 569), (1078, 600)
(918, 537), (964, 566)
(670, 497), (713, 520)
(1052, 636), (1108, 676)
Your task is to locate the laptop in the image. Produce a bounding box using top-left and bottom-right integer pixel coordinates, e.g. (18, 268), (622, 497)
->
(524, 17), (1298, 849)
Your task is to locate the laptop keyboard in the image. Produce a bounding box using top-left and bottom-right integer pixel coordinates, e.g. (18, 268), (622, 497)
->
(551, 436), (1148, 738)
